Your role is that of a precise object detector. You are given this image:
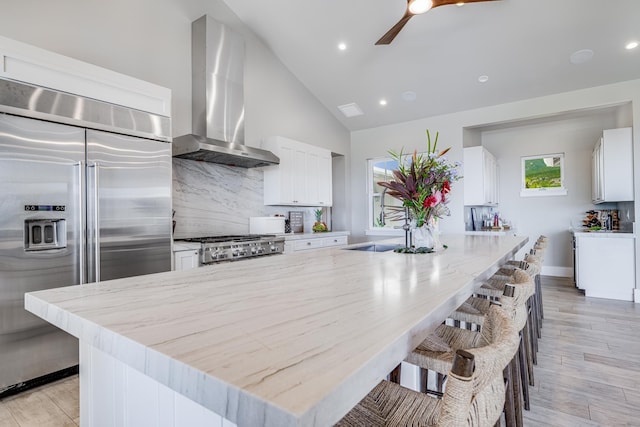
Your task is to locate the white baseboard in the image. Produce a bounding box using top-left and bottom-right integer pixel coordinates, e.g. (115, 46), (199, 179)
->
(541, 266), (572, 278)
(634, 288), (640, 303)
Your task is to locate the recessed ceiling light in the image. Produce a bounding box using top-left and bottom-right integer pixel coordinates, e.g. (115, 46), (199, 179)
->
(570, 49), (594, 64)
(337, 103), (363, 118)
(402, 91), (417, 102)
(456, 2), (465, 6)
(626, 41), (638, 50)
(478, 75), (489, 83)
(379, 99), (388, 106)
(338, 42), (347, 51)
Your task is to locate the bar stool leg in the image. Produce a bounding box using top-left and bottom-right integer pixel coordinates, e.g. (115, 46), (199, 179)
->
(518, 330), (531, 411)
(389, 364), (401, 384)
(503, 362), (517, 427)
(511, 349), (524, 426)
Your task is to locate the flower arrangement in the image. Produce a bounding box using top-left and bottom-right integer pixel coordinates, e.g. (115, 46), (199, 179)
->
(378, 130), (461, 228)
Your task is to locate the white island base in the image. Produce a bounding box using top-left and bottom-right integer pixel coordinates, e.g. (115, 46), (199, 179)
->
(80, 343), (237, 427)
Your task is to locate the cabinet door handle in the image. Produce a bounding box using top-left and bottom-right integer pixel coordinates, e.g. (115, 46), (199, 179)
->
(307, 242), (311, 245)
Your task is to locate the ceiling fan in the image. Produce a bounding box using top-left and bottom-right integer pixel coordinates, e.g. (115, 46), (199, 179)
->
(376, 0), (500, 45)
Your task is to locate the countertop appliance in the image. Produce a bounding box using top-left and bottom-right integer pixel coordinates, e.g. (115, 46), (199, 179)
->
(0, 78), (172, 397)
(175, 235), (285, 265)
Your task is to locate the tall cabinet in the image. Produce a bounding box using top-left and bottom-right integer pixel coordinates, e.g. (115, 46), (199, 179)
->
(463, 146), (499, 206)
(592, 127), (633, 203)
(262, 136), (333, 206)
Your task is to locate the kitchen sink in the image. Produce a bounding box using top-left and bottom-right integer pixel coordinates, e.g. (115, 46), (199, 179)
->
(344, 244), (401, 252)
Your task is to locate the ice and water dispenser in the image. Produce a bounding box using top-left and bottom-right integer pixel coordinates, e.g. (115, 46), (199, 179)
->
(24, 205), (67, 251)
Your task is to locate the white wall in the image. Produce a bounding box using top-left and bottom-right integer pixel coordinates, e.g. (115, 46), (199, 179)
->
(351, 79), (640, 284)
(0, 0), (351, 235)
(481, 113), (623, 275)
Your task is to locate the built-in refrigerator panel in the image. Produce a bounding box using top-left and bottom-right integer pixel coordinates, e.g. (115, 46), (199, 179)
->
(0, 114), (84, 391)
(86, 130), (172, 282)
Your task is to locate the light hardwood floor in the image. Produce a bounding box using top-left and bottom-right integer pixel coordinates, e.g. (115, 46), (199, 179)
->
(0, 374), (78, 426)
(1, 276), (639, 426)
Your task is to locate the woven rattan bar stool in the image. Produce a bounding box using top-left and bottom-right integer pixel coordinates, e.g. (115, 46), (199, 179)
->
(447, 270), (535, 426)
(476, 259), (540, 387)
(398, 286), (522, 427)
(335, 304), (520, 427)
(495, 253), (543, 343)
(529, 236), (548, 329)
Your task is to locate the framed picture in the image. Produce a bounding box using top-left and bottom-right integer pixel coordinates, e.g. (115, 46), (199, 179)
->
(520, 153), (567, 197)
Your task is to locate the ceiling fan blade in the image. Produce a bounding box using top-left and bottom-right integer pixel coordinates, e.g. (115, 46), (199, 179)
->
(375, 10), (414, 45)
(432, 0), (500, 9)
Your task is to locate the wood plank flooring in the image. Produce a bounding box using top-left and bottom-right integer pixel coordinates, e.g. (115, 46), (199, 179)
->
(0, 374), (78, 426)
(1, 276), (639, 426)
(523, 276), (640, 426)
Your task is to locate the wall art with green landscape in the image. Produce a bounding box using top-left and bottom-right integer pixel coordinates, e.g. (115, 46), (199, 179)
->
(521, 153), (566, 196)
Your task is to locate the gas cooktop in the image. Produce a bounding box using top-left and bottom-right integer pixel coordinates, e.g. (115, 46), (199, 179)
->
(175, 234), (285, 264)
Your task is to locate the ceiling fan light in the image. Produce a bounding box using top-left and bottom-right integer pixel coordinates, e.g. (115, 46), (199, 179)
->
(409, 0), (433, 15)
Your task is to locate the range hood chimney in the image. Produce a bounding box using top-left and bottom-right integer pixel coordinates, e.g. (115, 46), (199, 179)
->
(173, 15), (279, 168)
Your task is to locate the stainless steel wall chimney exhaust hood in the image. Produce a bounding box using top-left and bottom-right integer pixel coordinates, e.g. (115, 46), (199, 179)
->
(173, 15), (279, 168)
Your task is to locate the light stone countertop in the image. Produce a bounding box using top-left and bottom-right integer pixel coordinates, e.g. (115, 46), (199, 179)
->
(25, 233), (528, 427)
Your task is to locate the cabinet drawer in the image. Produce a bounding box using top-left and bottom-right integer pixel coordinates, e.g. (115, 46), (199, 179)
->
(292, 238), (324, 251)
(322, 235), (348, 247)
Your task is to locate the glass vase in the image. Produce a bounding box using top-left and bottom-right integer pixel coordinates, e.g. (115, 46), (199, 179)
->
(411, 217), (443, 251)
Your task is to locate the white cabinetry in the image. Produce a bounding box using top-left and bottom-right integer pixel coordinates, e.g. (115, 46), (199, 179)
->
(592, 127), (633, 203)
(463, 146), (499, 206)
(173, 250), (199, 271)
(262, 136), (332, 206)
(0, 35), (171, 117)
(284, 234), (348, 253)
(574, 232), (635, 301)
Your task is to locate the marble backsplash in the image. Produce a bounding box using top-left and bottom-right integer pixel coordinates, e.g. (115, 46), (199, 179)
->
(172, 158), (324, 238)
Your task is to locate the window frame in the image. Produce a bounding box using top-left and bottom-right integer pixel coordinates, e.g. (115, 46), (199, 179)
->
(365, 156), (409, 236)
(520, 152), (567, 197)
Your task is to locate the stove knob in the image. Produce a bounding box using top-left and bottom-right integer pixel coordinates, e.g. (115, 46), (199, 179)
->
(257, 246), (265, 254)
(270, 245), (279, 252)
(251, 246), (258, 254)
(232, 250), (240, 257)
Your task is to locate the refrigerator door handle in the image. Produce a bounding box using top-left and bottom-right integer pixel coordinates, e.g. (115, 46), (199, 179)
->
(87, 162), (101, 282)
(74, 161), (86, 284)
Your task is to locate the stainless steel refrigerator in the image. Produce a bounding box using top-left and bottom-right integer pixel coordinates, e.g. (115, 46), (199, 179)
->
(0, 78), (172, 395)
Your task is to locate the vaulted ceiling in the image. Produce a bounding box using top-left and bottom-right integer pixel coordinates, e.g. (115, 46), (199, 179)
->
(223, 0), (640, 131)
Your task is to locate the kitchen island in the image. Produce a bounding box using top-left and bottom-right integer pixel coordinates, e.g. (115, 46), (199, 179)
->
(25, 234), (527, 427)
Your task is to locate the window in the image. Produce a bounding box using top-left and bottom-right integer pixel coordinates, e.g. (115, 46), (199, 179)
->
(520, 153), (567, 197)
(367, 157), (407, 234)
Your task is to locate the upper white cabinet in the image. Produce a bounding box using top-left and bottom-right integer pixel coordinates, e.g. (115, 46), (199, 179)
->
(463, 146), (499, 206)
(592, 127), (633, 203)
(0, 35), (171, 117)
(262, 136), (333, 206)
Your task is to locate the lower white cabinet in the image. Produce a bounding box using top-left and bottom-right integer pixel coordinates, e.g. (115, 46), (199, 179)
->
(174, 250), (199, 270)
(574, 233), (635, 301)
(285, 234), (348, 253)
